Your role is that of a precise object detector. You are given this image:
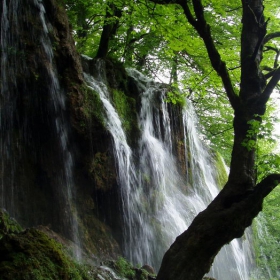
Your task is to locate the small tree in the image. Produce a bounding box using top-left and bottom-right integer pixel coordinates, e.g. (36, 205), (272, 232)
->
(143, 0), (280, 279)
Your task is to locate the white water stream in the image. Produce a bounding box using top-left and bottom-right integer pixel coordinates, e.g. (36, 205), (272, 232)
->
(85, 63), (255, 279)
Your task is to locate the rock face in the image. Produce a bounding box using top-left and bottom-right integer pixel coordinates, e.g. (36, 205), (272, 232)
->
(0, 0), (121, 259)
(0, 209), (158, 280)
(0, 0), (149, 261)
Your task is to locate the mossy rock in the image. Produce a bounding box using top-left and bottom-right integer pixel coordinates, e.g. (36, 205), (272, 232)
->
(89, 152), (116, 191)
(213, 151), (228, 189)
(105, 257), (156, 280)
(0, 228), (88, 280)
(111, 89), (139, 141)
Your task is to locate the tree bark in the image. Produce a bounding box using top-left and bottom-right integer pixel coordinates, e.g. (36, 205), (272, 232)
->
(95, 3), (121, 58)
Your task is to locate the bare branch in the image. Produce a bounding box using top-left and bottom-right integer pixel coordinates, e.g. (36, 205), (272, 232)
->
(147, 0), (177, 4)
(259, 67), (280, 104)
(263, 31), (280, 45)
(209, 126), (234, 137)
(263, 45), (280, 73)
(251, 19), (268, 62)
(264, 45), (279, 53)
(228, 65), (241, 71)
(225, 6), (242, 13)
(264, 69), (277, 80)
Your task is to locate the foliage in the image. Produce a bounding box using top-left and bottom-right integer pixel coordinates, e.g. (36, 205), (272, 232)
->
(165, 87), (186, 107)
(252, 209), (280, 279)
(64, 0), (280, 163)
(0, 209), (22, 239)
(114, 257), (136, 278)
(252, 137), (280, 279)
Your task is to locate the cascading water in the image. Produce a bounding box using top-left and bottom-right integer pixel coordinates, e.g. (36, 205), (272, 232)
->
(128, 69), (255, 280)
(83, 59), (138, 254)
(85, 62), (255, 279)
(0, 0), (80, 258)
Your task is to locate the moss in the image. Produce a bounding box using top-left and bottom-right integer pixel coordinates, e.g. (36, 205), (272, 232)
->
(104, 58), (129, 93)
(111, 89), (138, 139)
(111, 257), (136, 279)
(0, 228), (90, 280)
(0, 210), (22, 239)
(82, 84), (105, 126)
(89, 152), (115, 191)
(213, 151), (228, 189)
(105, 258), (157, 280)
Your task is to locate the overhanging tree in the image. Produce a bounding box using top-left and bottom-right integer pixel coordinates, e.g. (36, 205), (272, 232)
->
(142, 0), (280, 279)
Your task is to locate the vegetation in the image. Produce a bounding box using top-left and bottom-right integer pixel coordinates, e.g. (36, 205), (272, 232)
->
(64, 0), (280, 162)
(82, 85), (105, 126)
(112, 89), (137, 135)
(0, 208), (157, 280)
(0, 210), (22, 238)
(213, 151), (228, 189)
(114, 257), (136, 278)
(0, 210), (90, 280)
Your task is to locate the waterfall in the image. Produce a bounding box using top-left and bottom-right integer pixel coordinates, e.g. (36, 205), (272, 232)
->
(85, 63), (255, 279)
(1, 0), (256, 274)
(83, 60), (138, 256)
(0, 0), (80, 258)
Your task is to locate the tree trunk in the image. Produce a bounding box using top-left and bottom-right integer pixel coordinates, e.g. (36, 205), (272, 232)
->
(95, 3), (121, 59)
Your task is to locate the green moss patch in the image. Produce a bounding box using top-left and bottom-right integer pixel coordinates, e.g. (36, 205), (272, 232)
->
(82, 84), (105, 126)
(213, 151), (228, 189)
(112, 89), (138, 139)
(0, 210), (22, 239)
(0, 228), (89, 280)
(89, 152), (115, 191)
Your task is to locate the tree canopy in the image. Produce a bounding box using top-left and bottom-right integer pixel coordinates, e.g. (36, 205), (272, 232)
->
(65, 0), (280, 163)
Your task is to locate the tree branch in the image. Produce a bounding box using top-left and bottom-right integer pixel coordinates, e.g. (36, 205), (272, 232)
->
(148, 0), (240, 109)
(178, 0), (239, 110)
(263, 31), (280, 45)
(251, 20), (268, 62)
(259, 67), (280, 104)
(264, 69), (277, 80)
(147, 0), (177, 3)
(263, 45), (280, 69)
(253, 174), (280, 200)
